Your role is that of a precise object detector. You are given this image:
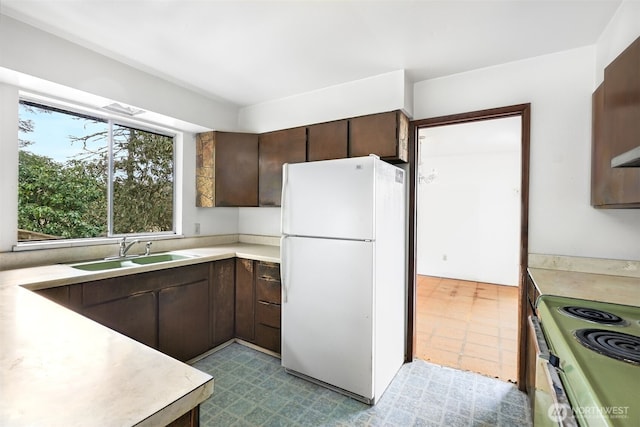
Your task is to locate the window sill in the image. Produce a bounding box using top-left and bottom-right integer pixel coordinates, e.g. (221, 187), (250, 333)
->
(13, 234), (183, 252)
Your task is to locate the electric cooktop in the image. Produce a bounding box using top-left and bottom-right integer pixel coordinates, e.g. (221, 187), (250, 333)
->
(537, 296), (639, 427)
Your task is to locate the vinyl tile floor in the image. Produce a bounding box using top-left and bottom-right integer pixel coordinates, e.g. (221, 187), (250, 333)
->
(192, 343), (532, 426)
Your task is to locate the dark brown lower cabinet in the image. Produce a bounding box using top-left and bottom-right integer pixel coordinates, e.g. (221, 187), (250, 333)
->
(76, 264), (211, 361)
(83, 292), (158, 349)
(159, 279), (210, 361)
(235, 258), (255, 341)
(211, 258), (235, 347)
(36, 257), (281, 362)
(254, 262), (282, 353)
(234, 259), (282, 353)
(167, 406), (200, 427)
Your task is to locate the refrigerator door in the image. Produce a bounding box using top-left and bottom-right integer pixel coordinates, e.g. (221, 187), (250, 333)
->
(281, 236), (374, 400)
(282, 156), (375, 240)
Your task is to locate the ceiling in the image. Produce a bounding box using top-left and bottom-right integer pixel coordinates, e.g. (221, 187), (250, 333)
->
(0, 0), (622, 108)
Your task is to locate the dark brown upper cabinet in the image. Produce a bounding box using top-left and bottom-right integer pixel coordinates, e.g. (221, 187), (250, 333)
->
(258, 127), (307, 206)
(591, 37), (640, 208)
(196, 131), (259, 207)
(307, 120), (348, 161)
(605, 36), (640, 168)
(349, 110), (409, 163)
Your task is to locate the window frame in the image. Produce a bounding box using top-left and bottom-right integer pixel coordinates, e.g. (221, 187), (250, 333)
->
(16, 95), (180, 249)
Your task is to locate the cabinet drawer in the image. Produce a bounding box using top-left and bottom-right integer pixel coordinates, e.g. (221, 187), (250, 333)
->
(256, 278), (281, 304)
(255, 323), (281, 353)
(82, 264), (209, 307)
(256, 262), (280, 281)
(256, 301), (281, 328)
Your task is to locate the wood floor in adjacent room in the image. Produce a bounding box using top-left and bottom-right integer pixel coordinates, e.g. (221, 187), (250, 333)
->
(416, 275), (519, 382)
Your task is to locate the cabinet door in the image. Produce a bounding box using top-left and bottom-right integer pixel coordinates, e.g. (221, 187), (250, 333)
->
(605, 36), (640, 160)
(211, 258), (235, 347)
(591, 84), (640, 207)
(159, 279), (210, 362)
(82, 292), (158, 349)
(307, 120), (348, 161)
(235, 258), (255, 341)
(258, 127), (306, 206)
(215, 132), (259, 206)
(349, 110), (408, 162)
(196, 131), (259, 207)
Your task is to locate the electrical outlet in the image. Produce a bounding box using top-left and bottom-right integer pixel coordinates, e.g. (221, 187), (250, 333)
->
(442, 254), (447, 261)
(195, 223), (201, 235)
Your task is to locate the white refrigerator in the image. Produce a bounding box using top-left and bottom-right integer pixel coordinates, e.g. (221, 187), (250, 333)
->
(280, 155), (406, 404)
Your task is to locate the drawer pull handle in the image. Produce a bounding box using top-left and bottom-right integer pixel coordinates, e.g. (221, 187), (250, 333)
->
(258, 300), (280, 307)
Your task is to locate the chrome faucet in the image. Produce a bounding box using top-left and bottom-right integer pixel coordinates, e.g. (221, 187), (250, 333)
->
(118, 237), (139, 258)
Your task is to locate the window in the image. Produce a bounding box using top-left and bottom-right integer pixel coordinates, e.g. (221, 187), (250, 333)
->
(18, 100), (175, 242)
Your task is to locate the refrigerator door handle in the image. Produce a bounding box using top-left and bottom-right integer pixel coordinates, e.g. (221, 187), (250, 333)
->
(280, 235), (288, 303)
(281, 163), (289, 234)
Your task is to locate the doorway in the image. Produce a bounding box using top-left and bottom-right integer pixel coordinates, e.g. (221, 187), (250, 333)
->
(407, 104), (531, 390)
(416, 116), (521, 381)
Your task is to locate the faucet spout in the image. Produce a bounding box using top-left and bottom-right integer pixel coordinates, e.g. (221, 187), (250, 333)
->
(118, 237), (140, 258)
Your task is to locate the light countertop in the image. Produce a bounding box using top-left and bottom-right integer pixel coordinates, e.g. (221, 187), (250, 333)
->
(528, 267), (640, 307)
(0, 243), (280, 426)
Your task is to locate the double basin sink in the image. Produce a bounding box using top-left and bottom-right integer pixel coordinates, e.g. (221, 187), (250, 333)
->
(71, 253), (197, 271)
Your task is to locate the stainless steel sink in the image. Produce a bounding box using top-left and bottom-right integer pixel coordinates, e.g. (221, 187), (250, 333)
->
(70, 252), (197, 271)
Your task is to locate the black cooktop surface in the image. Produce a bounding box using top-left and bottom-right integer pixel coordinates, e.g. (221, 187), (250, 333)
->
(560, 305), (627, 325)
(573, 328), (640, 365)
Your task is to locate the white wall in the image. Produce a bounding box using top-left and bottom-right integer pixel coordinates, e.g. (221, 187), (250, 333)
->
(0, 15), (243, 252)
(0, 84), (19, 252)
(413, 43), (640, 261)
(417, 117), (521, 285)
(238, 69), (412, 133)
(238, 208), (282, 236)
(595, 0), (640, 85)
(0, 14), (238, 131)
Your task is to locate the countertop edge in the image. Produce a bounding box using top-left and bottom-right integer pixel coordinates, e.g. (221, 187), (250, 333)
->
(138, 378), (215, 427)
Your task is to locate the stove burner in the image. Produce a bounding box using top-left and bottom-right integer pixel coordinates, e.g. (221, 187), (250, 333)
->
(560, 306), (627, 325)
(574, 329), (640, 365)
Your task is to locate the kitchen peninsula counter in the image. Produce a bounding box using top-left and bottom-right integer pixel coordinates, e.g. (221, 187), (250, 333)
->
(0, 243), (280, 426)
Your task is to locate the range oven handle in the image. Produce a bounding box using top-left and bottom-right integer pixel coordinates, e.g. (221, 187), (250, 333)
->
(529, 316), (578, 427)
(529, 315), (550, 355)
(542, 361), (579, 427)
(529, 315), (560, 368)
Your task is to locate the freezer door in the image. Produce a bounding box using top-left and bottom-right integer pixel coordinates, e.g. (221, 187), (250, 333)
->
(281, 236), (374, 399)
(282, 156), (375, 240)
